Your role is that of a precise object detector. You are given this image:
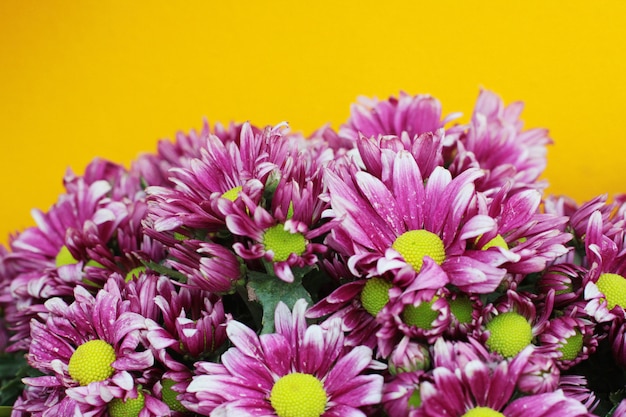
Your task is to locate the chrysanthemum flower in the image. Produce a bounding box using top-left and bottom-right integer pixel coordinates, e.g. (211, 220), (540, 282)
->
(226, 185), (332, 283)
(132, 119), (258, 188)
(338, 91), (453, 141)
(144, 123), (294, 241)
(558, 375), (599, 413)
(417, 346), (592, 416)
(476, 186), (571, 281)
(376, 286), (451, 357)
(537, 263), (587, 309)
(325, 150), (508, 294)
(349, 129), (448, 181)
(166, 239), (243, 294)
(18, 278), (168, 416)
(474, 290), (553, 359)
(538, 315), (597, 370)
(1, 167), (136, 351)
(307, 279), (382, 350)
(382, 370), (426, 417)
(582, 210), (626, 324)
(184, 299), (385, 416)
(447, 89), (553, 195)
(146, 277), (228, 360)
(517, 353), (560, 395)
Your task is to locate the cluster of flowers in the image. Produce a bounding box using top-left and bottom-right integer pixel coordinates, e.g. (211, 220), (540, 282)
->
(1, 89), (626, 417)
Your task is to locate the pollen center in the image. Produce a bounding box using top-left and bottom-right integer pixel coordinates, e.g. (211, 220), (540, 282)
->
(108, 389), (145, 417)
(596, 273), (626, 310)
(480, 234), (508, 251)
(221, 185), (243, 201)
(161, 379), (187, 412)
(559, 330), (584, 361)
(270, 372), (327, 417)
(461, 406), (506, 417)
(485, 312), (532, 358)
(263, 224), (307, 262)
(55, 245), (78, 267)
(449, 296), (474, 324)
(402, 299), (439, 330)
(361, 277), (393, 317)
(68, 339), (116, 385)
(392, 230), (445, 273)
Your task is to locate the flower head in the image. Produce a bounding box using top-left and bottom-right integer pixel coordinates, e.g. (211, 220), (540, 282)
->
(18, 278), (166, 416)
(184, 299), (385, 416)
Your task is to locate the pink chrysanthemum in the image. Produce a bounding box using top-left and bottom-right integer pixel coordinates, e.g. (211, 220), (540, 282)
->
(226, 184), (333, 283)
(447, 89), (553, 195)
(476, 185), (571, 281)
(18, 277), (169, 416)
(184, 299), (385, 416)
(144, 123), (294, 241)
(325, 151), (509, 294)
(1, 162), (141, 351)
(338, 91), (455, 142)
(582, 210), (626, 323)
(474, 290), (553, 359)
(146, 276), (228, 361)
(166, 239), (243, 294)
(132, 120), (258, 188)
(416, 346), (592, 416)
(538, 315), (597, 370)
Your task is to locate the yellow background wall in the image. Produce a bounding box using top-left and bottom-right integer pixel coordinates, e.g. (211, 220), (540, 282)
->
(1, 1), (625, 243)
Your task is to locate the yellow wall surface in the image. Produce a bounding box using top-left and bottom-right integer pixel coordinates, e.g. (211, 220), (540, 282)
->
(1, 1), (625, 243)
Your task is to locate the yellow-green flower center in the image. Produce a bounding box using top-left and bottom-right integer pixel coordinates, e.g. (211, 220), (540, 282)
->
(596, 273), (626, 310)
(68, 339), (116, 386)
(480, 234), (508, 250)
(407, 388), (421, 408)
(402, 299), (439, 330)
(161, 379), (187, 412)
(125, 266), (147, 282)
(392, 230), (445, 273)
(108, 390), (145, 417)
(462, 407), (505, 417)
(485, 312), (532, 358)
(270, 372), (327, 417)
(55, 245), (77, 267)
(559, 330), (584, 361)
(449, 296), (474, 324)
(221, 185), (243, 201)
(361, 277), (393, 317)
(263, 224), (307, 262)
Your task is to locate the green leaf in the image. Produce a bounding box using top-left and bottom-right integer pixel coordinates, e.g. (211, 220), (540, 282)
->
(0, 353), (41, 407)
(247, 266), (314, 334)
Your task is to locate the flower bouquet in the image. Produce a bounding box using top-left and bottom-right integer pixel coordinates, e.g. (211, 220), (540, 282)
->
(1, 89), (625, 417)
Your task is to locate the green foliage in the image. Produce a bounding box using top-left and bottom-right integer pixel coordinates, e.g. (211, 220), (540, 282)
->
(247, 266), (314, 334)
(0, 353), (41, 407)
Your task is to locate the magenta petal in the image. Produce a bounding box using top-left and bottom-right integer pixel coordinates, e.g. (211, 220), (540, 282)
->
(299, 325), (325, 374)
(324, 404), (369, 417)
(259, 333), (291, 376)
(328, 374), (383, 407)
(274, 261), (295, 283)
(392, 150), (425, 230)
(113, 350), (154, 371)
(226, 320), (264, 360)
(220, 348), (274, 388)
(444, 255), (506, 293)
(353, 172), (403, 236)
(505, 390), (591, 417)
(324, 346), (374, 391)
